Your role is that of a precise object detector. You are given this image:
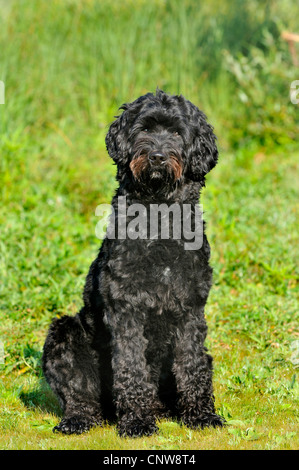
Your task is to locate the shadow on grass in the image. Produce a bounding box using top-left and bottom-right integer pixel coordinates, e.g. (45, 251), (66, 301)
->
(14, 343), (62, 417)
(19, 377), (63, 418)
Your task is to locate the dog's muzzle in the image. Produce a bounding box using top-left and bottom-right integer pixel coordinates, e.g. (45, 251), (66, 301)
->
(130, 133), (183, 184)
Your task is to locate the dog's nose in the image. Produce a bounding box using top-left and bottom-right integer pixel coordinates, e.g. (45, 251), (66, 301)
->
(149, 152), (167, 165)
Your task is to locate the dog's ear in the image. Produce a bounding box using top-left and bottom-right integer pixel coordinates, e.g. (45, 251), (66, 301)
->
(105, 105), (131, 167)
(185, 104), (218, 181)
(106, 94), (153, 168)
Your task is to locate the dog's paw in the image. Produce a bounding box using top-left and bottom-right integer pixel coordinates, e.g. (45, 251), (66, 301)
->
(53, 415), (102, 435)
(183, 412), (225, 430)
(117, 414), (158, 438)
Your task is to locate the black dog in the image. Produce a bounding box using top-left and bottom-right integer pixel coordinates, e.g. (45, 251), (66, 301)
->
(42, 89), (224, 436)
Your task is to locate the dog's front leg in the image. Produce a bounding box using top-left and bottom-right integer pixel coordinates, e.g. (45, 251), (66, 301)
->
(108, 310), (159, 437)
(173, 309), (224, 430)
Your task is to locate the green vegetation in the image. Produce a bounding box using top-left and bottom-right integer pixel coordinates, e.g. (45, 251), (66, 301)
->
(0, 0), (298, 450)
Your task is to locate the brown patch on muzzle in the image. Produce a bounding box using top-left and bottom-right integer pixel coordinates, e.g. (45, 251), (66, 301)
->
(129, 154), (149, 181)
(130, 153), (183, 182)
(169, 155), (183, 181)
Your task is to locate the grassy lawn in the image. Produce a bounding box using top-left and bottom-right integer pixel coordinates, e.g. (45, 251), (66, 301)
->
(0, 140), (298, 450)
(0, 0), (298, 450)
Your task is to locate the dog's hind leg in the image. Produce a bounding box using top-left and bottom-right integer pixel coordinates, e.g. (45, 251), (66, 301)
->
(42, 313), (103, 434)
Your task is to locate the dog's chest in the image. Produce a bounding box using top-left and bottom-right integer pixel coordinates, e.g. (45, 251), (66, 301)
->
(104, 239), (200, 317)
(161, 266), (171, 280)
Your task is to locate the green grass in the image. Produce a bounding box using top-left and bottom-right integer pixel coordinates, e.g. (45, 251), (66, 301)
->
(0, 0), (298, 450)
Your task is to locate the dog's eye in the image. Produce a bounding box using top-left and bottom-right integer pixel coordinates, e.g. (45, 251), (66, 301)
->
(173, 131), (180, 136)
(143, 128), (148, 132)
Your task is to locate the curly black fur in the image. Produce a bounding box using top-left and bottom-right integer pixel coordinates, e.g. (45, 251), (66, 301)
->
(42, 89), (225, 436)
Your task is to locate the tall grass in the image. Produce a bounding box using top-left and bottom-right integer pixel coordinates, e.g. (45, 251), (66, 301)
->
(0, 0), (298, 149)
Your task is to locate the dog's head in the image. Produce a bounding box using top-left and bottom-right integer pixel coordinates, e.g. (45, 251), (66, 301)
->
(105, 89), (218, 191)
